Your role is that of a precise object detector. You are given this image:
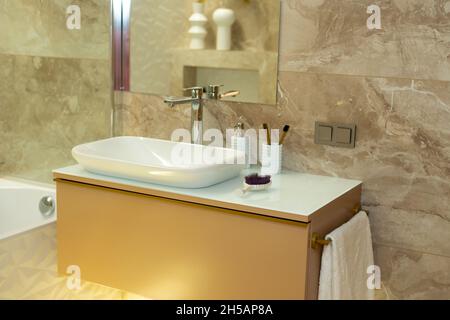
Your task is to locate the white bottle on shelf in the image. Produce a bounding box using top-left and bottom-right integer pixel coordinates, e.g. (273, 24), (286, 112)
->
(213, 8), (235, 51)
(189, 2), (208, 50)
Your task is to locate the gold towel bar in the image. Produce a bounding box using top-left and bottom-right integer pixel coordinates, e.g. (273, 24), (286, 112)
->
(310, 205), (368, 249)
(311, 233), (332, 249)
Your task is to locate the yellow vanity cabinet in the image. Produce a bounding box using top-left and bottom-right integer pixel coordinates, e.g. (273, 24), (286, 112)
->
(54, 166), (362, 300)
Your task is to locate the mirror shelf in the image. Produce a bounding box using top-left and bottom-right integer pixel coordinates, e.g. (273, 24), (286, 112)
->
(171, 49), (278, 105)
(123, 0), (281, 106)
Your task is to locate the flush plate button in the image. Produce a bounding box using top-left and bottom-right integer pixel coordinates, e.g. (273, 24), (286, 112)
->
(335, 127), (352, 144)
(317, 125), (333, 142)
(315, 122), (356, 148)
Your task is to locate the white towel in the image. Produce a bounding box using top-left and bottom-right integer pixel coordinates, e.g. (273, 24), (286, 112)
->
(318, 211), (375, 300)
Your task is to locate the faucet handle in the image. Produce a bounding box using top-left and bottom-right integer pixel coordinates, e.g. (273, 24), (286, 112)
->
(208, 84), (224, 89)
(206, 84), (239, 100)
(183, 86), (204, 98)
(183, 86), (204, 92)
(220, 90), (240, 99)
(206, 84), (223, 99)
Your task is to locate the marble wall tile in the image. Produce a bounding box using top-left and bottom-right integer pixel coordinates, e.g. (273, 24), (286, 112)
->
(370, 206), (450, 257)
(374, 245), (450, 299)
(0, 0), (110, 60)
(0, 54), (111, 183)
(130, 0), (186, 95)
(116, 91), (224, 138)
(279, 0), (450, 81)
(277, 72), (450, 258)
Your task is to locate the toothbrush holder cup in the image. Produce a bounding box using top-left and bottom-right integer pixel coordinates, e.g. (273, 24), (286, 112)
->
(260, 143), (283, 175)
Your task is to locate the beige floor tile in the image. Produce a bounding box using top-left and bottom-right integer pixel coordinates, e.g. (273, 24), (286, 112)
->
(0, 225), (125, 300)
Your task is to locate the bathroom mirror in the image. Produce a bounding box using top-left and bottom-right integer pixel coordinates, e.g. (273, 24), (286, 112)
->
(128, 0), (281, 105)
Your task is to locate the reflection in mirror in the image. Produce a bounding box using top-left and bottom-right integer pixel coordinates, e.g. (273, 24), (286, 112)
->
(129, 0), (281, 105)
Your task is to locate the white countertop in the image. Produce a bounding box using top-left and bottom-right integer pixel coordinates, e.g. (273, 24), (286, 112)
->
(54, 165), (362, 223)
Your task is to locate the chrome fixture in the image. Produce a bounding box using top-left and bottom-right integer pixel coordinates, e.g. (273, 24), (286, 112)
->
(164, 85), (240, 145)
(206, 84), (240, 100)
(39, 196), (55, 217)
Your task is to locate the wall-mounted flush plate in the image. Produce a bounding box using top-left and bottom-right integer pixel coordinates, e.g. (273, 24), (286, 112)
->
(315, 122), (356, 148)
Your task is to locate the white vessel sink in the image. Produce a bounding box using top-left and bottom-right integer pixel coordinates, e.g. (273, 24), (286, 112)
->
(72, 137), (245, 188)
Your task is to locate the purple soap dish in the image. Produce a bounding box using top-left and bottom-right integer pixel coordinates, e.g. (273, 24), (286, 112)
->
(242, 174), (272, 194)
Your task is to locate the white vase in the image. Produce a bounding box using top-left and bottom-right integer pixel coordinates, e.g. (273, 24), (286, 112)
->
(213, 8), (235, 51)
(188, 3), (208, 50)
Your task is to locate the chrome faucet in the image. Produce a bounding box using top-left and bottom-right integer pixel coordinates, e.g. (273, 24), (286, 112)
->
(164, 85), (240, 145)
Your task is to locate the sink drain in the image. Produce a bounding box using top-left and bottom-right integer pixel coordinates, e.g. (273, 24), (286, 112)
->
(39, 196), (55, 217)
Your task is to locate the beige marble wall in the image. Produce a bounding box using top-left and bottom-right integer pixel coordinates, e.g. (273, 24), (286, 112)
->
(279, 0), (450, 81)
(0, 0), (111, 183)
(130, 0), (186, 95)
(0, 54), (111, 183)
(0, 0), (110, 59)
(117, 0), (450, 299)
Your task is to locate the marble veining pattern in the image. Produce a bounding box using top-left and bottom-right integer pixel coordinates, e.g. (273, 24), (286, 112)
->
(0, 0), (110, 60)
(0, 54), (111, 183)
(279, 0), (450, 81)
(0, 0), (111, 183)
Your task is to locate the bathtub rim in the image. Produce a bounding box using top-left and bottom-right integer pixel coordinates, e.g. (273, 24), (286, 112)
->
(0, 176), (56, 241)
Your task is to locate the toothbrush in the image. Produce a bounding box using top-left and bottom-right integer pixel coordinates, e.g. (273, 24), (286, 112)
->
(279, 125), (290, 145)
(263, 123), (271, 145)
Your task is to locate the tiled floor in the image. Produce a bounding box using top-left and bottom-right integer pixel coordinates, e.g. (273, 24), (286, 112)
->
(0, 223), (388, 300)
(0, 224), (127, 300)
